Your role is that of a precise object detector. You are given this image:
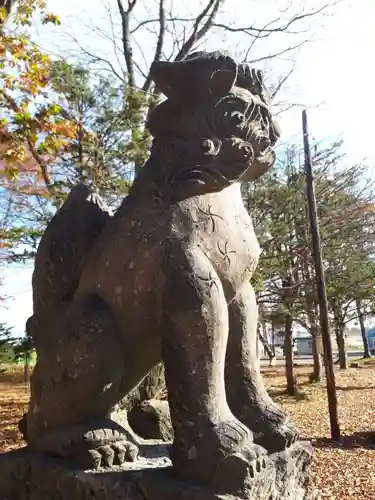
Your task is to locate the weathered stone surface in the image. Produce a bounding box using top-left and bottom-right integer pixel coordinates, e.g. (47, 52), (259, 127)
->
(0, 441), (314, 500)
(7, 49), (312, 496)
(128, 399), (173, 441)
(115, 363), (166, 413)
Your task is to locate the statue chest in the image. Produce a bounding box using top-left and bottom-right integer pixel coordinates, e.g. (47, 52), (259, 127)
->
(198, 208), (260, 286)
(179, 184), (261, 293)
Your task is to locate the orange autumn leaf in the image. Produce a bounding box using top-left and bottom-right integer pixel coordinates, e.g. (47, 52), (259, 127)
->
(0, 0), (75, 194)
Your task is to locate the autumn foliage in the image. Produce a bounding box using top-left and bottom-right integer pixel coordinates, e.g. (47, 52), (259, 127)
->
(0, 0), (77, 197)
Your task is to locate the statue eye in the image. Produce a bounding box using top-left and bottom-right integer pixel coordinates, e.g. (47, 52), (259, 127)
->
(200, 138), (214, 153)
(231, 112), (245, 124)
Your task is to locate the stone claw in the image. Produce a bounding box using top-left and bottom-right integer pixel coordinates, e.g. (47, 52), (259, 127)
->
(248, 457), (266, 479)
(239, 442), (267, 462)
(78, 440), (139, 470)
(214, 439), (268, 490)
(125, 442), (139, 462)
(97, 445), (115, 467)
(32, 418), (139, 470)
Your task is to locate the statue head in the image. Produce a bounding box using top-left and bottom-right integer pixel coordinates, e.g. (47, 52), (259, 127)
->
(146, 51), (280, 198)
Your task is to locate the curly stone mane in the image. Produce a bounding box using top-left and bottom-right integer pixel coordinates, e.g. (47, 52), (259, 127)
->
(129, 51), (280, 203)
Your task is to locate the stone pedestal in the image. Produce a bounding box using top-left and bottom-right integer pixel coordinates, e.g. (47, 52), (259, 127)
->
(0, 441), (314, 500)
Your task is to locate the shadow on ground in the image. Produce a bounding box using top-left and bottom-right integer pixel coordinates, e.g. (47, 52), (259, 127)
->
(312, 431), (375, 451)
(335, 385), (375, 392)
(268, 388), (309, 402)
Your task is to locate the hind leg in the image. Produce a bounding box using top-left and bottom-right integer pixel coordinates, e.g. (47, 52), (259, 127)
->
(225, 283), (299, 453)
(25, 294), (138, 468)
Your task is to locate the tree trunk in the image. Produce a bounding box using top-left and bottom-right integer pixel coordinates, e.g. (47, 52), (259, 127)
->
(311, 333), (323, 382)
(356, 300), (372, 358)
(284, 314), (297, 396)
(258, 325), (275, 367)
(24, 352), (30, 383)
(336, 326), (348, 369)
(332, 300), (348, 370)
(307, 307), (322, 381)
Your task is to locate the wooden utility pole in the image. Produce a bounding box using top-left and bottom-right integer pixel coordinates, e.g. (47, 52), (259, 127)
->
(302, 110), (340, 441)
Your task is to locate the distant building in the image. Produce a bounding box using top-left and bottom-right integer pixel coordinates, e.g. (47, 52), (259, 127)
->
(367, 328), (375, 351)
(295, 336), (313, 355)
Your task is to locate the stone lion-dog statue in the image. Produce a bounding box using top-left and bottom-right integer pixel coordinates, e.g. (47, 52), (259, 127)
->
(20, 51), (298, 487)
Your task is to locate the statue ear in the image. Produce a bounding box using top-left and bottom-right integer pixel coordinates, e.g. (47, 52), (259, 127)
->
(150, 53), (238, 102)
(209, 68), (238, 99)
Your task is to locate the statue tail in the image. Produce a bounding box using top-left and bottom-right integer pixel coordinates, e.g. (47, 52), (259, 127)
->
(29, 184), (110, 344)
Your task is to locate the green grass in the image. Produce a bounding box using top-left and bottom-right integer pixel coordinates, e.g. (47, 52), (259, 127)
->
(349, 356), (375, 367)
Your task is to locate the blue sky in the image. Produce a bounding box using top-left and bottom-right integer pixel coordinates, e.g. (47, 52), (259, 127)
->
(1, 263), (33, 335)
(1, 0), (375, 335)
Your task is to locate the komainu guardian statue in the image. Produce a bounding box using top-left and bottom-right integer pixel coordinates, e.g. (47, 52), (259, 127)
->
(16, 51), (312, 496)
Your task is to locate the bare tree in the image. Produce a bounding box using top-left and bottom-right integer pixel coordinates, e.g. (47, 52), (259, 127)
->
(1, 0), (340, 261)
(44, 0), (338, 102)
(34, 0), (335, 176)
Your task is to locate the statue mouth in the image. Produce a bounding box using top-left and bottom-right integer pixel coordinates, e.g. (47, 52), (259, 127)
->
(229, 106), (277, 182)
(239, 145), (276, 182)
(240, 122), (273, 162)
(255, 146), (275, 163)
(229, 86), (280, 148)
(224, 96), (278, 160)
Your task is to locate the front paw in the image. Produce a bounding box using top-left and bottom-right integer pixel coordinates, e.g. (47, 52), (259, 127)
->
(254, 419), (299, 454)
(77, 440), (138, 469)
(171, 418), (269, 488)
(34, 418), (139, 469)
(213, 440), (268, 490)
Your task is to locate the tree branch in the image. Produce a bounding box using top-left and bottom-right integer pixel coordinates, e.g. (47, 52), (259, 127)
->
(270, 64), (296, 100)
(246, 39), (309, 64)
(116, 0), (137, 88)
(142, 0), (166, 93)
(131, 16), (197, 35)
(64, 35), (125, 81)
(213, 3), (334, 36)
(174, 0), (224, 61)
(0, 90), (53, 192)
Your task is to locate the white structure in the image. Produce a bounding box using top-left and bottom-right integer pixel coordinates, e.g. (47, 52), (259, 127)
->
(367, 329), (375, 351)
(295, 336), (313, 355)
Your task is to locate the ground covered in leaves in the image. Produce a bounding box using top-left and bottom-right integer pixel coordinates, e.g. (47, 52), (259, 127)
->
(264, 361), (375, 499)
(0, 367), (29, 453)
(1, 363), (375, 499)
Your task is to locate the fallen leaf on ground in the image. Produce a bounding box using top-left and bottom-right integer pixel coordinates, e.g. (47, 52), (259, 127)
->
(1, 364), (375, 499)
